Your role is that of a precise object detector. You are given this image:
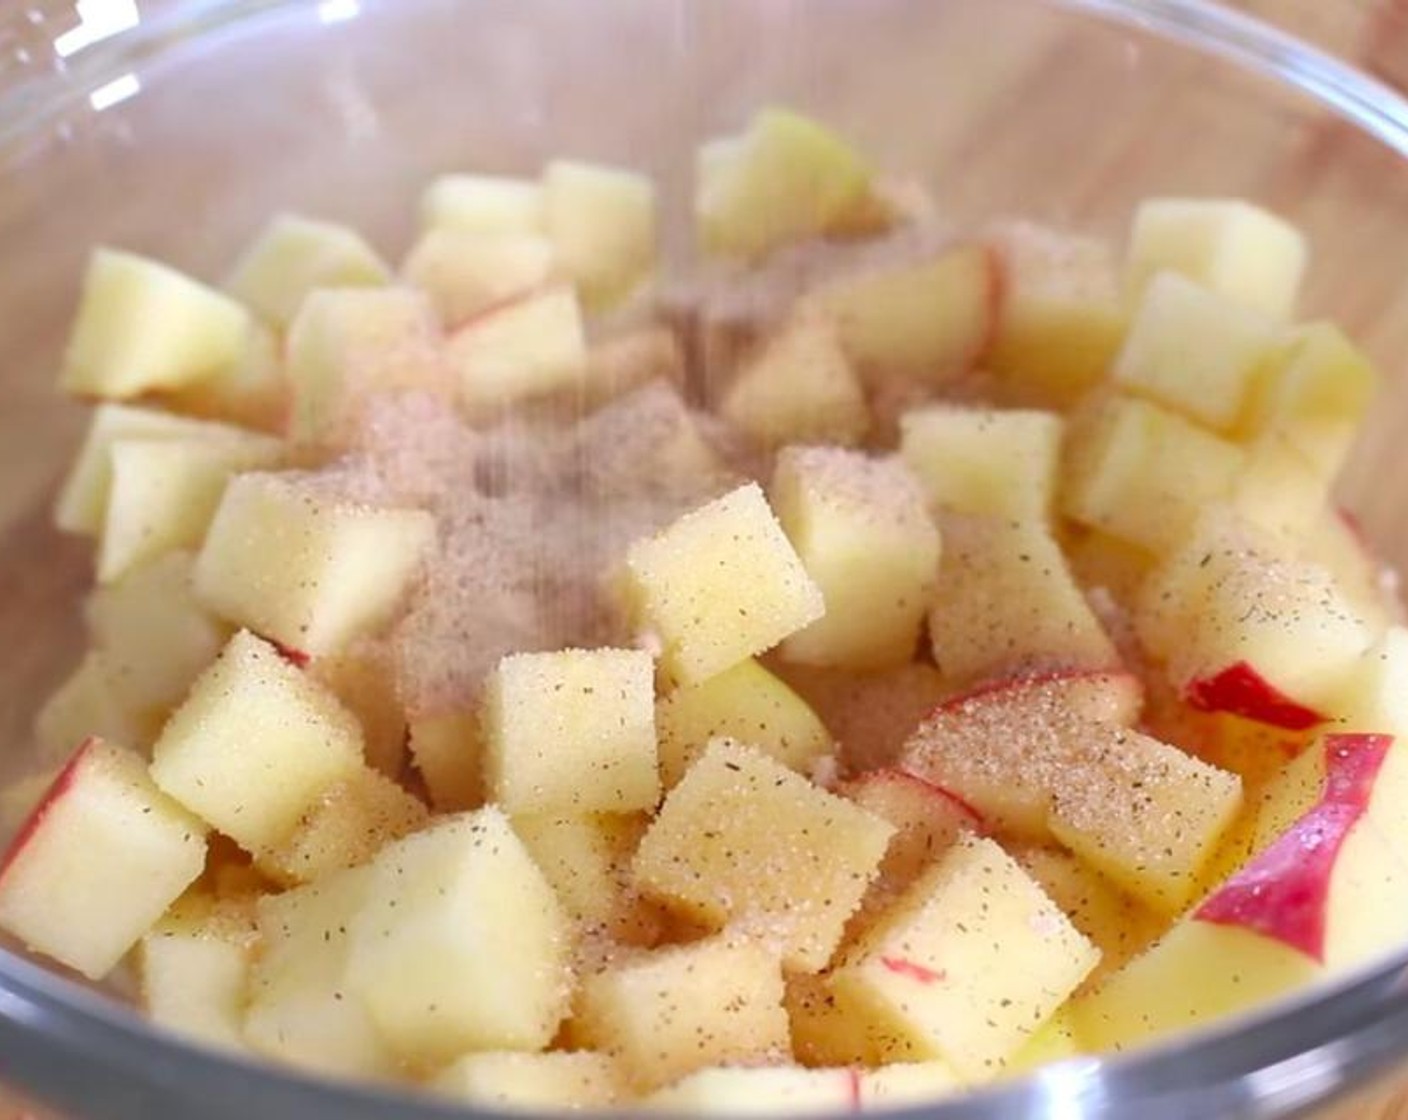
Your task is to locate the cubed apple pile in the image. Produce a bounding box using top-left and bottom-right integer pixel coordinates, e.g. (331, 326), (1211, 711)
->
(2, 105), (1406, 1113)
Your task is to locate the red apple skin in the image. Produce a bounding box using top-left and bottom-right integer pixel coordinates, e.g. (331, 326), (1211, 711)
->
(845, 1068), (862, 1110)
(1184, 661), (1325, 731)
(1194, 733), (1391, 962)
(266, 637), (311, 669)
(0, 737), (97, 881)
(841, 768), (986, 831)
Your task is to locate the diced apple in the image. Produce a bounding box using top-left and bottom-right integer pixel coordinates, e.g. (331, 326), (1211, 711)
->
(407, 709), (484, 812)
(1237, 321), (1377, 478)
(573, 934), (789, 1091)
(785, 971), (888, 1066)
(1047, 727), (1243, 913)
(831, 835), (1099, 1079)
(33, 651), (164, 760)
(578, 326), (686, 409)
(512, 812), (659, 944)
(432, 1050), (625, 1110)
(139, 897), (255, 1052)
(61, 249), (253, 399)
(772, 446), (940, 670)
(1011, 846), (1164, 983)
(986, 221), (1126, 409)
(928, 516), (1118, 687)
(195, 472), (436, 658)
(256, 766), (428, 886)
(226, 213), (390, 328)
(998, 1009), (1080, 1078)
(447, 286), (588, 411)
(697, 107), (873, 260)
(1229, 432), (1329, 545)
(1064, 528), (1155, 609)
(1112, 271), (1277, 431)
(648, 1066), (855, 1114)
(419, 174), (544, 236)
(802, 243), (997, 383)
(401, 229), (556, 326)
(307, 644), (407, 778)
(1062, 394), (1247, 554)
(149, 630), (365, 852)
(1125, 198), (1307, 320)
(899, 405), (1063, 521)
(85, 551), (230, 718)
(542, 160), (657, 310)
(655, 658), (832, 789)
(54, 403), (272, 536)
(898, 670), (1143, 839)
(624, 482), (825, 685)
(153, 322), (288, 433)
(719, 314), (869, 450)
(244, 866), (399, 1079)
(771, 660), (949, 775)
(1303, 509), (1401, 636)
(0, 738), (207, 979)
(482, 648), (658, 814)
(97, 432), (283, 583)
(634, 739), (894, 971)
(345, 808), (572, 1063)
(284, 287), (449, 444)
(1074, 734), (1408, 1052)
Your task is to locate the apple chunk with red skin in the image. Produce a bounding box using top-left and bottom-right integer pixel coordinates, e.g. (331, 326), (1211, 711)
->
(0, 738), (208, 979)
(1073, 733), (1408, 1052)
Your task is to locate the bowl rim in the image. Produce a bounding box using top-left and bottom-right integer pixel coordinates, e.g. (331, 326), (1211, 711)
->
(4, 0), (1408, 1117)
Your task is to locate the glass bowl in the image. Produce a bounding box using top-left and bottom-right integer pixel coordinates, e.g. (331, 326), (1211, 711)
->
(3, 1), (1408, 1117)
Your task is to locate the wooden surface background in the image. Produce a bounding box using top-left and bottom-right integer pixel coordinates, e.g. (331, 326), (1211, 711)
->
(3, 1), (1408, 1117)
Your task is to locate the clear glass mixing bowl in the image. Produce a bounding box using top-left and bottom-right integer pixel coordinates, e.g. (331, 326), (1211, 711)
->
(3, 1), (1408, 1116)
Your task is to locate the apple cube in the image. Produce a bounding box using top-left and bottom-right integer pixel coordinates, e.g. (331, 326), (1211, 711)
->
(149, 630), (365, 852)
(633, 739), (894, 971)
(803, 243), (997, 383)
(195, 472), (436, 657)
(85, 551), (231, 718)
(899, 405), (1063, 522)
(655, 658), (832, 789)
(62, 248), (253, 399)
(245, 866), (399, 1079)
(482, 648), (658, 814)
(1238, 321), (1377, 478)
(139, 898), (255, 1053)
(1074, 734), (1408, 1052)
(511, 812), (658, 944)
(0, 738), (207, 979)
(579, 326), (686, 409)
(772, 446), (940, 669)
(419, 173), (544, 235)
(772, 660), (949, 775)
(54, 402), (271, 536)
(898, 670), (1142, 839)
(785, 971), (887, 1066)
(1229, 432), (1329, 545)
(432, 1051), (624, 1109)
(697, 107), (872, 260)
(1303, 509), (1400, 636)
(1011, 846), (1164, 984)
(447, 286), (588, 411)
(256, 766), (429, 886)
(1061, 394), (1246, 554)
(97, 432), (283, 583)
(719, 314), (869, 450)
(401, 229), (556, 326)
(33, 651), (164, 760)
(573, 934), (789, 1091)
(542, 160), (657, 309)
(830, 835), (1099, 1079)
(624, 482), (824, 685)
(345, 808), (572, 1063)
(307, 644), (407, 778)
(985, 221), (1126, 409)
(226, 213), (390, 328)
(1064, 529), (1155, 609)
(407, 710), (484, 812)
(928, 516), (1118, 687)
(859, 1061), (962, 1107)
(648, 1066), (855, 1114)
(284, 287), (449, 444)
(151, 321), (288, 433)
(1112, 271), (1277, 432)
(1125, 198), (1307, 320)
(1047, 727), (1243, 913)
